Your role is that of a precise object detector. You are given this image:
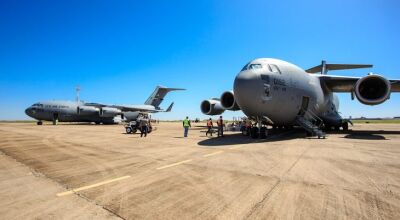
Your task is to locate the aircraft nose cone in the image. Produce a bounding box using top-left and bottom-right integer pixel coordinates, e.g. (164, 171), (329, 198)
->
(25, 107), (32, 117)
(233, 70), (261, 116)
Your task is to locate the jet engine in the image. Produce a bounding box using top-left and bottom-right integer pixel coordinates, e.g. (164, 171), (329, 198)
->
(200, 99), (225, 115)
(354, 74), (391, 105)
(220, 90), (241, 110)
(77, 106), (99, 115)
(100, 107), (122, 117)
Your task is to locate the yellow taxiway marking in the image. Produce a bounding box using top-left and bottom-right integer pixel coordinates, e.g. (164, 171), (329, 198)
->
(57, 175), (131, 197)
(156, 159), (193, 170)
(229, 145), (244, 150)
(203, 150), (224, 157)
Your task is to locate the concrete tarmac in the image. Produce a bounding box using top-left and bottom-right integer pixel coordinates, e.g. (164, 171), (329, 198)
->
(0, 122), (399, 219)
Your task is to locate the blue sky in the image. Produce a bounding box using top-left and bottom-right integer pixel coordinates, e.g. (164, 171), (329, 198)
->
(1, 0), (399, 120)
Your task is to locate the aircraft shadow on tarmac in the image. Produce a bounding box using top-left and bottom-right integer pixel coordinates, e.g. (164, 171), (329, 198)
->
(198, 129), (400, 146)
(197, 129), (307, 146)
(337, 130), (400, 140)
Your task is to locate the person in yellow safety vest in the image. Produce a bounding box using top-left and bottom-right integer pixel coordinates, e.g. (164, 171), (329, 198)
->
(217, 116), (224, 137)
(183, 116), (191, 137)
(206, 118), (214, 136)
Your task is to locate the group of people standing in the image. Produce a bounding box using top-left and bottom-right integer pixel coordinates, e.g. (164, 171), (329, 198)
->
(182, 116), (224, 138)
(138, 115), (226, 138)
(206, 116), (225, 137)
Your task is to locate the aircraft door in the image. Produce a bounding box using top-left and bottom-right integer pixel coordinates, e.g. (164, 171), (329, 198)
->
(53, 113), (59, 125)
(298, 96), (309, 116)
(260, 74), (271, 101)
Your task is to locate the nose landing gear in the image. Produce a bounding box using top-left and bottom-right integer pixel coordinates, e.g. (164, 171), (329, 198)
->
(248, 117), (268, 139)
(250, 127), (259, 138)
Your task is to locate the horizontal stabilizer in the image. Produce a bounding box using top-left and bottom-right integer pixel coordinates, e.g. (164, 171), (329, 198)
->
(165, 102), (174, 112)
(306, 63), (373, 74)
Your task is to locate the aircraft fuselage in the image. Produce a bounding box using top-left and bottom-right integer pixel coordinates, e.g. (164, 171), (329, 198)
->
(233, 58), (341, 126)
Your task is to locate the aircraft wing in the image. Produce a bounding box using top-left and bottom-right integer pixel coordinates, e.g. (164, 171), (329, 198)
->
(84, 103), (167, 112)
(317, 75), (400, 92)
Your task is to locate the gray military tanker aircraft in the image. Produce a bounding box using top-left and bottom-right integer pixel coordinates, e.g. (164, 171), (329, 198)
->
(201, 58), (400, 138)
(26, 86), (184, 125)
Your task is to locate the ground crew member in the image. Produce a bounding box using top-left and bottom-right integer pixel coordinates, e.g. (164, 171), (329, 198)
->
(245, 118), (252, 136)
(140, 115), (149, 137)
(206, 118), (213, 136)
(217, 116), (224, 137)
(183, 116), (191, 137)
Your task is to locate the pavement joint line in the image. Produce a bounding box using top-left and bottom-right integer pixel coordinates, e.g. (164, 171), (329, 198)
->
(229, 145), (244, 149)
(156, 159), (193, 170)
(56, 175), (131, 197)
(203, 150), (224, 157)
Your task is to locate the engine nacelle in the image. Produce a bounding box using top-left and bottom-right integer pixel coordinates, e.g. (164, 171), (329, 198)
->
(354, 74), (391, 105)
(77, 106), (99, 115)
(100, 107), (122, 117)
(220, 90), (240, 110)
(200, 99), (225, 115)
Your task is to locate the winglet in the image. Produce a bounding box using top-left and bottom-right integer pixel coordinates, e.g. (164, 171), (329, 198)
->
(165, 102), (174, 112)
(306, 60), (373, 74)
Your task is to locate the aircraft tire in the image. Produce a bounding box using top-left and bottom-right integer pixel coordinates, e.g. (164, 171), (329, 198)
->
(37, 121), (43, 125)
(260, 127), (267, 139)
(250, 127), (259, 139)
(242, 127), (250, 136)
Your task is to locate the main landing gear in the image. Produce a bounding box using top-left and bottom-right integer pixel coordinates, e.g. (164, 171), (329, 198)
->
(37, 121), (43, 125)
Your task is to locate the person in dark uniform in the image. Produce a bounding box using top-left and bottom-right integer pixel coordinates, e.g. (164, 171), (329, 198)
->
(140, 115), (149, 137)
(217, 116), (224, 137)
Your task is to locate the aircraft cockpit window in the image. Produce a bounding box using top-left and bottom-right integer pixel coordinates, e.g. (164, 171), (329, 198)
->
(269, 64), (281, 74)
(249, 64), (262, 70)
(32, 103), (43, 107)
(241, 63), (250, 71)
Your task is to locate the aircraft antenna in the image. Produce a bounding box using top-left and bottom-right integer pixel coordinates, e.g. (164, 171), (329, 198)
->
(76, 85), (81, 103)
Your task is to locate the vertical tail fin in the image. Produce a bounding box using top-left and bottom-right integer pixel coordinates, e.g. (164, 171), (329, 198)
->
(144, 86), (184, 109)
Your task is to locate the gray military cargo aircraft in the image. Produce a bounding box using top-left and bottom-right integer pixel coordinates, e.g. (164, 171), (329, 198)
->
(26, 86), (184, 125)
(201, 58), (400, 138)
